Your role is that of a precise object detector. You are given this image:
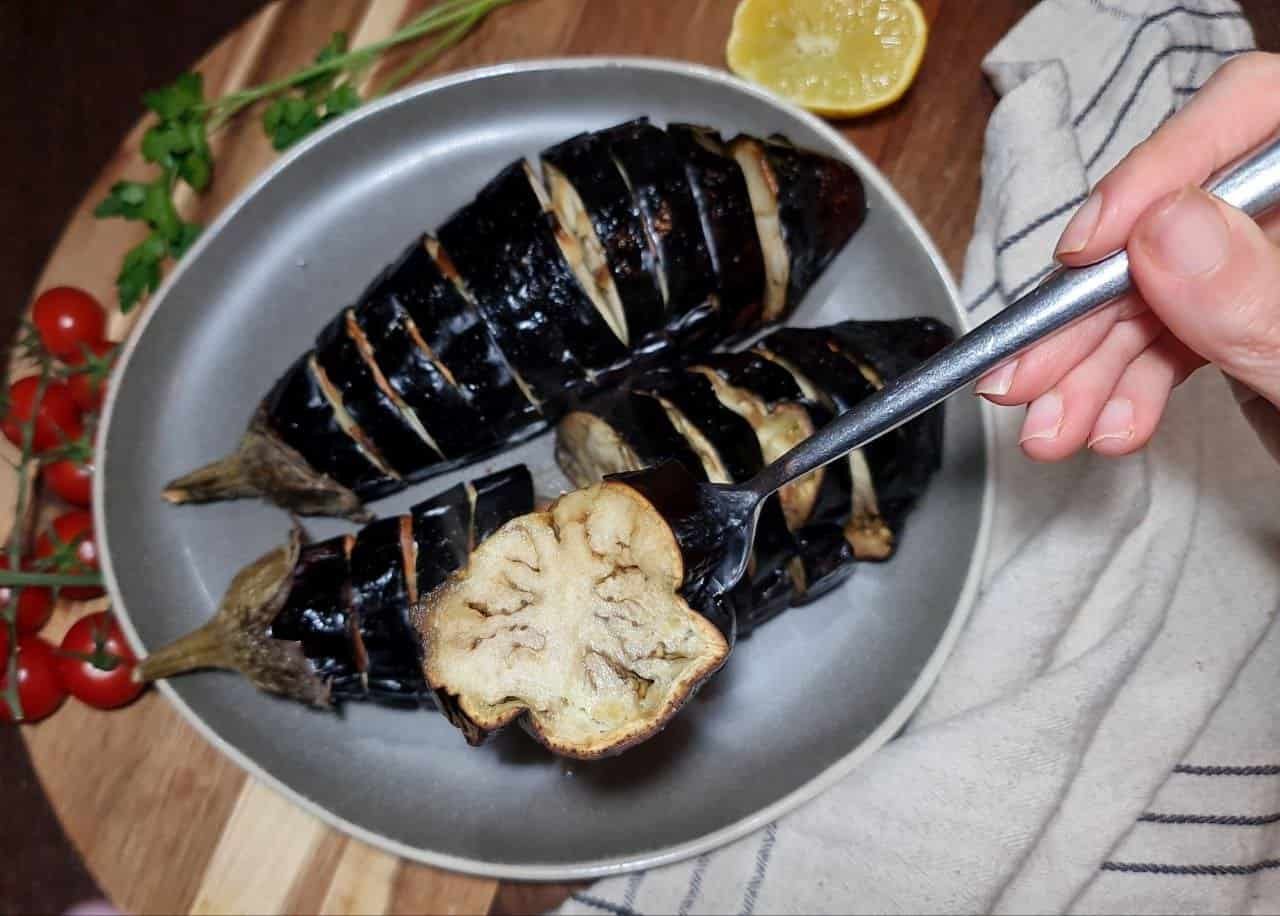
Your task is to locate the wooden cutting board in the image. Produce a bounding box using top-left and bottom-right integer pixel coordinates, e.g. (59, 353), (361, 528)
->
(6, 0), (1024, 912)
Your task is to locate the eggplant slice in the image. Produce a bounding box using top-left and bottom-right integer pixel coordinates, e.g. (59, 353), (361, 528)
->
(731, 135), (867, 321)
(542, 133), (666, 341)
(436, 160), (627, 407)
(602, 119), (717, 326)
(668, 124), (766, 333)
(422, 477), (730, 759)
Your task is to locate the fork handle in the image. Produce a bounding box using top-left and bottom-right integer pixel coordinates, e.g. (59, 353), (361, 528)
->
(748, 134), (1280, 499)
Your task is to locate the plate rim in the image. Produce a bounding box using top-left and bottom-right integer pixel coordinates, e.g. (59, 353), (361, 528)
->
(96, 55), (995, 882)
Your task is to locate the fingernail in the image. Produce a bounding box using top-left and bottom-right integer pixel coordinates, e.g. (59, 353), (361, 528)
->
(1140, 187), (1230, 277)
(1056, 193), (1102, 257)
(1019, 390), (1063, 443)
(1088, 397), (1135, 447)
(975, 360), (1018, 397)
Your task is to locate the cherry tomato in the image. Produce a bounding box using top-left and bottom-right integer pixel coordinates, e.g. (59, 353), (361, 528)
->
(56, 612), (144, 710)
(35, 510), (102, 601)
(66, 339), (116, 412)
(31, 287), (107, 365)
(0, 557), (52, 634)
(0, 634), (67, 723)
(2, 377), (83, 453)
(43, 457), (93, 508)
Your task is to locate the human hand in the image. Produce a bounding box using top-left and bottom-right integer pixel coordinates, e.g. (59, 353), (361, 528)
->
(974, 52), (1280, 464)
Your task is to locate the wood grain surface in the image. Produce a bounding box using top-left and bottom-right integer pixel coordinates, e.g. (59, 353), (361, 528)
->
(4, 1), (1279, 914)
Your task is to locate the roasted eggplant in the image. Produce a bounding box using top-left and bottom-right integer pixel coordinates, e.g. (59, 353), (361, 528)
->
(731, 135), (867, 320)
(601, 119), (717, 324)
(164, 121), (869, 519)
(139, 467), (537, 708)
(423, 469), (731, 758)
(541, 132), (666, 341)
(668, 124), (767, 333)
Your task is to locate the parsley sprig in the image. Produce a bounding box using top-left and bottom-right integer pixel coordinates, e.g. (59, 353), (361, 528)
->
(94, 0), (518, 313)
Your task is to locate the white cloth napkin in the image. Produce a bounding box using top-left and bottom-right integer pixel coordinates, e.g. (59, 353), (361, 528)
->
(560, 3), (1274, 913)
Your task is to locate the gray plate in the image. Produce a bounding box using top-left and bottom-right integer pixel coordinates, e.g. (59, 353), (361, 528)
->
(98, 59), (993, 881)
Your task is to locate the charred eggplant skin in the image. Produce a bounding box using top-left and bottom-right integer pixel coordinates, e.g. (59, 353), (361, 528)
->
(760, 135), (868, 306)
(262, 355), (399, 499)
(355, 296), (495, 460)
(694, 351), (806, 408)
(411, 482), (472, 596)
(371, 239), (541, 435)
(349, 515), (422, 704)
(437, 161), (626, 406)
(827, 318), (954, 522)
(269, 536), (363, 696)
(602, 119), (717, 323)
(314, 311), (441, 478)
(668, 124), (766, 333)
(541, 132), (666, 340)
(471, 465), (535, 545)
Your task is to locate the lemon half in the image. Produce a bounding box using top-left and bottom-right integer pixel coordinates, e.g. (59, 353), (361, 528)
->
(727, 0), (929, 118)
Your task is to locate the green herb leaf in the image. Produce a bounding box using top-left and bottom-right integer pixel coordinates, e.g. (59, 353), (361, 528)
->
(142, 180), (182, 242)
(299, 31), (350, 96)
(168, 221), (202, 259)
(94, 181), (150, 220)
(142, 72), (205, 121)
(324, 83), (362, 117)
(117, 233), (168, 312)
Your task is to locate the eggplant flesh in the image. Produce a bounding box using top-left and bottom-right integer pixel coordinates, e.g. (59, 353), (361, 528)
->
(668, 124), (766, 333)
(423, 475), (730, 758)
(541, 133), (665, 341)
(436, 161), (627, 407)
(314, 310), (442, 478)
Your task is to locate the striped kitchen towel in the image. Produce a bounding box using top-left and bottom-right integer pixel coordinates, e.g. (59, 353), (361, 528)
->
(561, 2), (1280, 914)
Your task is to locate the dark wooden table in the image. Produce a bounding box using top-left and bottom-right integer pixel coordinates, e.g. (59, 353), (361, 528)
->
(3, 2), (1277, 914)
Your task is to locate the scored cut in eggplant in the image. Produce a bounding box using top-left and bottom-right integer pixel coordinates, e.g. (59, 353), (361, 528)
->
(314, 309), (442, 478)
(755, 328), (894, 560)
(266, 355), (399, 499)
(555, 389), (708, 491)
(541, 132), (668, 343)
(827, 318), (954, 529)
(356, 294), (496, 462)
(350, 514), (423, 704)
(688, 353), (824, 531)
(730, 135), (867, 321)
(601, 119), (717, 324)
(436, 160), (627, 407)
(668, 124), (766, 333)
(422, 477), (730, 759)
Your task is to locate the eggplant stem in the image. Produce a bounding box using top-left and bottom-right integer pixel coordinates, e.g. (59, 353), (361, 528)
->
(136, 621), (234, 682)
(162, 453), (257, 504)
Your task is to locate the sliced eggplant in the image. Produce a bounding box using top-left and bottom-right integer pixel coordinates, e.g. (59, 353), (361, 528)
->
(411, 481), (473, 597)
(755, 328), (893, 559)
(314, 309), (442, 478)
(355, 296), (495, 459)
(436, 160), (627, 406)
(554, 390), (708, 490)
(380, 238), (543, 436)
(268, 535), (365, 698)
(688, 353), (824, 531)
(542, 132), (665, 341)
(668, 124), (766, 333)
(471, 465), (536, 545)
(422, 474), (730, 758)
(350, 514), (423, 704)
(601, 119), (717, 324)
(730, 135), (867, 319)
(827, 318), (954, 527)
(759, 135), (867, 307)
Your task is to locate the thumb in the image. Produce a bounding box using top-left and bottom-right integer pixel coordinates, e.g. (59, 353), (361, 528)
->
(1129, 186), (1280, 406)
